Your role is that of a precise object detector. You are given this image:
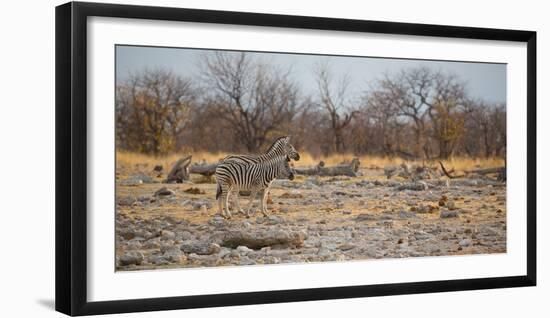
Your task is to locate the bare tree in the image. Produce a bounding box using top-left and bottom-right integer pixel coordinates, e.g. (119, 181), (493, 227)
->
(201, 52), (300, 152)
(361, 83), (408, 156)
(375, 68), (432, 158)
(371, 68), (470, 159)
(425, 72), (468, 158)
(314, 61), (358, 153)
(462, 100), (506, 158)
(116, 68), (196, 155)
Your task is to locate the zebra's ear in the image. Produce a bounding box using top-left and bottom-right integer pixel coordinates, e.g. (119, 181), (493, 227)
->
(284, 135), (291, 143)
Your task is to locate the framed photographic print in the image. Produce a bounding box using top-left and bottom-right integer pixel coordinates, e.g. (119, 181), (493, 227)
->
(55, 1), (536, 316)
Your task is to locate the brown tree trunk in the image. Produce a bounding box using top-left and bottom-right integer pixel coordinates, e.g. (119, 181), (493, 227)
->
(165, 155), (192, 183)
(189, 163), (219, 176)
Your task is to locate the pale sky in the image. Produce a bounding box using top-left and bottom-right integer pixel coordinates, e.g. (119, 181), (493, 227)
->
(116, 45), (506, 104)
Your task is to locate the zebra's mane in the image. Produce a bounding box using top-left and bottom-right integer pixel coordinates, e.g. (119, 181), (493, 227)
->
(265, 136), (289, 154)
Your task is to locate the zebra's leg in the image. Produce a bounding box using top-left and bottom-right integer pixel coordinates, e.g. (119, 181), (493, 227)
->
(225, 188), (235, 216)
(217, 193), (224, 218)
(245, 190), (258, 218)
(224, 186), (233, 219)
(232, 189), (245, 214)
(218, 184), (231, 219)
(218, 185), (228, 219)
(216, 181), (226, 218)
(261, 188), (269, 217)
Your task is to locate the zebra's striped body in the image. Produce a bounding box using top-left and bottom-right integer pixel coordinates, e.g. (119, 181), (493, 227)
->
(221, 136), (300, 215)
(215, 155), (294, 219)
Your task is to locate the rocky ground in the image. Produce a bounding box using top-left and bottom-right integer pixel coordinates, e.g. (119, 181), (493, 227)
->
(115, 167), (506, 271)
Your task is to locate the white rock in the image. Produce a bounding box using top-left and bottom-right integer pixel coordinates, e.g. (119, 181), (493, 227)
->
(236, 245), (254, 255)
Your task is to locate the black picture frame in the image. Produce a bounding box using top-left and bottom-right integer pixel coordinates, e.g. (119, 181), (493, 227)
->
(55, 1), (537, 316)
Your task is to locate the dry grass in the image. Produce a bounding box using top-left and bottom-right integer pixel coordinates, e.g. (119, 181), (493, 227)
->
(435, 156), (505, 172)
(285, 152), (504, 171)
(116, 150), (504, 172)
(116, 151), (230, 169)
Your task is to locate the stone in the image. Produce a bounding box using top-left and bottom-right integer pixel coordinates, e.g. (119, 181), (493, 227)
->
(238, 257), (257, 266)
(120, 178), (143, 186)
(214, 229), (307, 250)
(177, 230), (195, 241)
(119, 251), (144, 266)
(142, 238), (161, 249)
(338, 243), (356, 251)
(137, 196), (152, 203)
(354, 213), (376, 221)
(397, 182), (428, 191)
(118, 229), (136, 240)
(317, 247), (331, 257)
(154, 187), (175, 196)
(236, 245), (254, 255)
(192, 200), (212, 210)
(121, 174), (155, 186)
(459, 239), (471, 247)
(149, 255), (169, 265)
(416, 204), (437, 214)
(180, 241), (220, 255)
(279, 192), (303, 199)
(440, 210), (459, 218)
(126, 240), (142, 250)
(163, 249), (186, 263)
(136, 174), (155, 183)
(153, 165), (163, 172)
(265, 215), (286, 225)
(184, 187), (205, 195)
(117, 196), (136, 206)
(208, 216), (227, 227)
(161, 230), (176, 240)
(446, 200), (456, 210)
(399, 210), (417, 219)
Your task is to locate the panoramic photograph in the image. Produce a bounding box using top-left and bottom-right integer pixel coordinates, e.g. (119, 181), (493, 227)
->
(114, 45), (507, 271)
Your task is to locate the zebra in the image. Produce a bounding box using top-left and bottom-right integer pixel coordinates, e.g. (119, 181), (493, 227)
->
(215, 155), (294, 219)
(221, 136), (300, 214)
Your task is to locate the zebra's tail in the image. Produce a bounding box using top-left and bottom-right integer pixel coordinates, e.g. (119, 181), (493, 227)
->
(215, 182), (222, 200)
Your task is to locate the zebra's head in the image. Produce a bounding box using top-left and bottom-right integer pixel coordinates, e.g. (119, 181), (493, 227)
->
(282, 136), (300, 161)
(266, 136), (300, 161)
(279, 155), (295, 180)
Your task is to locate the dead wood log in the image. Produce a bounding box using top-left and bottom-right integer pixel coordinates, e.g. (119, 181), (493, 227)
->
(166, 155), (221, 182)
(466, 166), (506, 182)
(189, 163), (218, 177)
(385, 163), (439, 180)
(165, 155), (192, 183)
(438, 161), (465, 179)
(440, 161), (506, 181)
(465, 167), (506, 175)
(212, 229), (307, 249)
(294, 158), (360, 177)
(293, 161), (323, 176)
